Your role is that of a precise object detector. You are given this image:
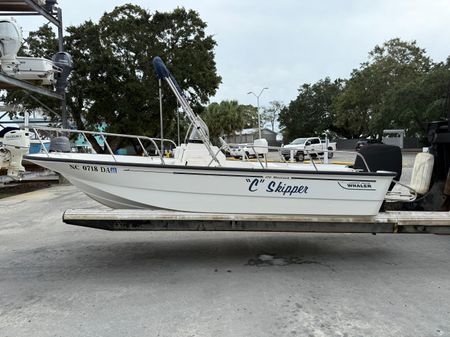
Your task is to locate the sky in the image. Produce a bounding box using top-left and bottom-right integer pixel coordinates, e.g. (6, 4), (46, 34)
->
(15, 0), (450, 109)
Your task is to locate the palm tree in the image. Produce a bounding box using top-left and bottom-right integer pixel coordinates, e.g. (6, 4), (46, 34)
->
(203, 100), (258, 144)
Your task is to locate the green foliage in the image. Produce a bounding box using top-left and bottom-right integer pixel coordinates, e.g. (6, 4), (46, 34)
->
(279, 78), (343, 142)
(4, 5), (221, 152)
(282, 38), (450, 140)
(21, 24), (58, 59)
(381, 62), (450, 136)
(67, 5), (221, 150)
(262, 100), (284, 131)
(6, 21), (450, 146)
(333, 38), (441, 138)
(203, 100), (257, 143)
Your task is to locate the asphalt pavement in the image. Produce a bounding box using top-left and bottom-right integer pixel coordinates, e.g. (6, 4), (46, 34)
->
(1, 152), (449, 337)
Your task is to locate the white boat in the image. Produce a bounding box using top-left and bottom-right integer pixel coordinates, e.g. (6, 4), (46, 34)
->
(21, 147), (395, 215)
(0, 19), (62, 86)
(18, 57), (397, 216)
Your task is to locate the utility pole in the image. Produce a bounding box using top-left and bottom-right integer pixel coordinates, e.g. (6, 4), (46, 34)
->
(247, 87), (268, 139)
(56, 7), (68, 129)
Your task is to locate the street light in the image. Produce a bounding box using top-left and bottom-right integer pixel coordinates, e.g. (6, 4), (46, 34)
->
(248, 87), (268, 139)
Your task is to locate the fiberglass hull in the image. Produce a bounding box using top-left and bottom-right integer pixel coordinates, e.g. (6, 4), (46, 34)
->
(24, 153), (395, 216)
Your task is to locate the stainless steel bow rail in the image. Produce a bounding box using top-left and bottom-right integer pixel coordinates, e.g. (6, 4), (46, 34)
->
(31, 126), (177, 164)
(63, 209), (450, 234)
(30, 126), (372, 171)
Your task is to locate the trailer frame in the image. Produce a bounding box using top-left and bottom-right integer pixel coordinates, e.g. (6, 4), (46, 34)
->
(63, 209), (450, 234)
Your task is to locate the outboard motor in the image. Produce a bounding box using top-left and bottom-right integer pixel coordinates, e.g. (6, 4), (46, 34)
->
(52, 52), (73, 93)
(421, 81), (450, 210)
(0, 126), (19, 139)
(0, 129), (31, 177)
(0, 19), (22, 72)
(44, 0), (58, 12)
(49, 136), (71, 152)
(0, 19), (61, 85)
(425, 119), (450, 210)
(354, 144), (402, 191)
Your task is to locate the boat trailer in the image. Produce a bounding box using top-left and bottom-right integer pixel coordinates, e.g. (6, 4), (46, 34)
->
(63, 209), (450, 234)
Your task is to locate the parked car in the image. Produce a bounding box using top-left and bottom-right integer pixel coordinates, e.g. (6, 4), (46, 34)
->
(281, 137), (336, 161)
(229, 144), (260, 159)
(355, 138), (383, 151)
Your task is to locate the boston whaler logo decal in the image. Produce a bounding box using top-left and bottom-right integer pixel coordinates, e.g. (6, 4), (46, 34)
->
(246, 178), (308, 196)
(338, 181), (374, 191)
(69, 164), (118, 174)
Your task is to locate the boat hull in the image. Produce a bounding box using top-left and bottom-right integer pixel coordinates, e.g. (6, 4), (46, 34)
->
(24, 154), (395, 216)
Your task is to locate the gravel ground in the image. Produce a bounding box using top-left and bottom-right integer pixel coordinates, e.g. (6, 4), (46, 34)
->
(1, 151), (449, 337)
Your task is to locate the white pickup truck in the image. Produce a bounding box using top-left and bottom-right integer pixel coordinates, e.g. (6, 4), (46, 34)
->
(227, 139), (269, 159)
(281, 137), (336, 161)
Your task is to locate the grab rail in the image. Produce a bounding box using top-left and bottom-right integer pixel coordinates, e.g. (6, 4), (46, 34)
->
(30, 126), (372, 172)
(219, 141), (372, 172)
(30, 126), (177, 165)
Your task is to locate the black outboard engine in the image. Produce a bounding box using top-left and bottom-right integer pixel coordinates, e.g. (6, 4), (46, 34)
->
(424, 80), (450, 210)
(354, 144), (402, 191)
(428, 121), (450, 182)
(44, 0), (57, 13)
(52, 52), (73, 93)
(426, 118), (450, 210)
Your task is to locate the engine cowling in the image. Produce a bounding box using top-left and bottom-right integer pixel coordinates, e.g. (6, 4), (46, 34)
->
(0, 129), (31, 177)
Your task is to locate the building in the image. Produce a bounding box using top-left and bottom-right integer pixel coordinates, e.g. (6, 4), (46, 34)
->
(382, 129), (406, 148)
(224, 128), (278, 146)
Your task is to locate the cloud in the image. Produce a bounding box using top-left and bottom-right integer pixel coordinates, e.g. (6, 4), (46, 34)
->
(18, 0), (450, 106)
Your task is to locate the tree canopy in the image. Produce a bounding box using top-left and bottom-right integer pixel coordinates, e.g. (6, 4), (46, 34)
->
(3, 4), (221, 152)
(279, 78), (343, 142)
(333, 39), (436, 138)
(280, 38), (450, 140)
(262, 100), (284, 131)
(203, 100), (257, 143)
(4, 22), (450, 146)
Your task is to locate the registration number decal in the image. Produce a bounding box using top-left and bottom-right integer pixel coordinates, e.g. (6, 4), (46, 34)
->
(69, 164), (117, 174)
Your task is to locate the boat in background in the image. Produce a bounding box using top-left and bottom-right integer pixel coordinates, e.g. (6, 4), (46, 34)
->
(0, 115), (50, 154)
